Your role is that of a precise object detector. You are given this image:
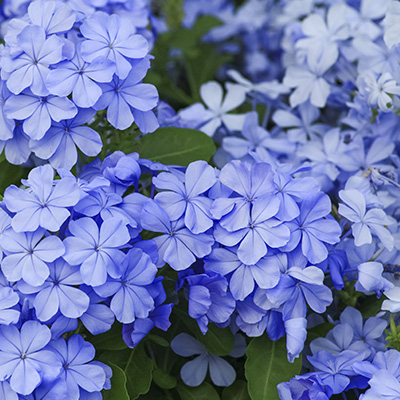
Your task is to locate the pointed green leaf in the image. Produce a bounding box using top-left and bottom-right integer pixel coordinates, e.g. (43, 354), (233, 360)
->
(89, 322), (128, 351)
(177, 382), (220, 400)
(125, 344), (154, 399)
(147, 334), (170, 347)
(201, 323), (234, 356)
(307, 322), (334, 343)
(174, 308), (234, 356)
(99, 343), (155, 399)
(153, 366), (177, 389)
(222, 381), (251, 400)
(245, 336), (302, 400)
(102, 362), (129, 400)
(0, 160), (29, 194)
(133, 128), (216, 166)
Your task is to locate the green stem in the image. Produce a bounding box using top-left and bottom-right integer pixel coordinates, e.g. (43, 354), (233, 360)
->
(184, 57), (200, 102)
(163, 389), (175, 400)
(162, 320), (181, 373)
(169, 81), (195, 105)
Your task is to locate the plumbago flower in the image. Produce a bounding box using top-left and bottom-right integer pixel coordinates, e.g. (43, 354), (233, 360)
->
(0, 0), (159, 167)
(5, 0), (400, 396)
(154, 160), (216, 234)
(3, 164), (80, 232)
(339, 188), (395, 250)
(140, 199), (215, 270)
(63, 217), (131, 287)
(49, 335), (107, 400)
(171, 333), (244, 387)
(178, 270), (236, 334)
(16, 259), (90, 322)
(178, 80), (247, 136)
(93, 247), (158, 323)
(0, 321), (62, 396)
(29, 108), (103, 170)
(0, 228), (65, 287)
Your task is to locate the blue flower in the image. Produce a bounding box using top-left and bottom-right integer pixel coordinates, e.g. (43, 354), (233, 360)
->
(178, 81), (246, 137)
(273, 172), (320, 222)
(236, 294), (284, 339)
(171, 333), (236, 387)
(94, 247), (157, 323)
(339, 188), (395, 250)
(93, 58), (159, 131)
(26, 0), (76, 36)
(214, 194), (290, 265)
(0, 286), (20, 325)
(30, 108), (102, 170)
(355, 261), (393, 295)
(307, 350), (369, 394)
(338, 307), (388, 353)
(181, 271), (236, 334)
(122, 303), (173, 348)
(272, 102), (326, 144)
(0, 228), (65, 287)
(363, 369), (400, 400)
(101, 151), (142, 192)
(204, 246), (281, 301)
(4, 90), (77, 140)
(266, 266), (333, 320)
(49, 335), (107, 400)
(285, 317), (308, 362)
(63, 217), (131, 286)
(79, 286), (115, 335)
(0, 80), (15, 140)
(17, 258), (90, 322)
(3, 164), (81, 232)
(278, 375), (332, 400)
(80, 11), (148, 79)
(154, 160), (216, 234)
(3, 25), (64, 96)
(283, 192), (342, 264)
(0, 122), (30, 165)
(140, 199), (214, 270)
(0, 320), (62, 395)
(211, 160), (275, 232)
(46, 43), (116, 108)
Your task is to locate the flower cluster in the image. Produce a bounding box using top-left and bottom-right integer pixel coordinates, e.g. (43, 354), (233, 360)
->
(141, 157), (341, 362)
(1, 0), (400, 398)
(278, 307), (391, 399)
(156, 0), (400, 397)
(0, 0), (158, 168)
(0, 152), (177, 398)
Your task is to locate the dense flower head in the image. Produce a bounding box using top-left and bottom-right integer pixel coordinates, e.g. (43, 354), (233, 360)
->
(0, 0), (159, 168)
(0, 153), (177, 398)
(1, 0), (400, 398)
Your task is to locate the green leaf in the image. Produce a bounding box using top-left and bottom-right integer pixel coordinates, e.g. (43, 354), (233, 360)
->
(99, 343), (154, 400)
(169, 16), (222, 53)
(125, 344), (154, 399)
(245, 336), (302, 400)
(89, 323), (128, 351)
(222, 381), (251, 400)
(307, 322), (333, 343)
(163, 0), (184, 30)
(153, 366), (177, 389)
(359, 295), (384, 318)
(177, 382), (220, 400)
(147, 334), (170, 347)
(174, 308), (234, 356)
(102, 362), (129, 400)
(201, 324), (234, 356)
(134, 127), (216, 166)
(0, 160), (29, 194)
